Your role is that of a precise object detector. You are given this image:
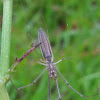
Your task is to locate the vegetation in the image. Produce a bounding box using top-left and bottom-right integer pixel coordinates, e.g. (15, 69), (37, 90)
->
(0, 0), (100, 100)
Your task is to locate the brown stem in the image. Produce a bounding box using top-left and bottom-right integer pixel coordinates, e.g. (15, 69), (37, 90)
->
(5, 43), (41, 84)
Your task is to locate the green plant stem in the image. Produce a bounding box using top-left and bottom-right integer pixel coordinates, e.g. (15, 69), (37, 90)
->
(0, 80), (10, 100)
(0, 0), (13, 77)
(0, 0), (13, 100)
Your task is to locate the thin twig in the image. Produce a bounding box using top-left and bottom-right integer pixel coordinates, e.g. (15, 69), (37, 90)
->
(5, 43), (41, 84)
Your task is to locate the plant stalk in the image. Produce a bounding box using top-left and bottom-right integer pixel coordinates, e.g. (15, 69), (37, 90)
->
(0, 0), (13, 77)
(0, 0), (13, 100)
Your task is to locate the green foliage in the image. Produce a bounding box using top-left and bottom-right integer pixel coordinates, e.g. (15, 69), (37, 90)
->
(0, 0), (100, 100)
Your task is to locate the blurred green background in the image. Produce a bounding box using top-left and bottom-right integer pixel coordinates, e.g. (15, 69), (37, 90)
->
(0, 0), (100, 100)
